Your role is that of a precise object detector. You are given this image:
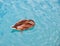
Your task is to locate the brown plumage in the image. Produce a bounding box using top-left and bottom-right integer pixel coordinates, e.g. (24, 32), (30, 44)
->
(12, 19), (35, 31)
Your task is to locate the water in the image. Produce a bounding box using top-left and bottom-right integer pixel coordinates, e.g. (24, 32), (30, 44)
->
(0, 0), (60, 46)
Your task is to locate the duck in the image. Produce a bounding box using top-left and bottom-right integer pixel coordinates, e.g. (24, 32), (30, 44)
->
(12, 19), (35, 31)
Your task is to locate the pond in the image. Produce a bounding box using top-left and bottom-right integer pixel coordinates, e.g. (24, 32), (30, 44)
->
(0, 0), (60, 46)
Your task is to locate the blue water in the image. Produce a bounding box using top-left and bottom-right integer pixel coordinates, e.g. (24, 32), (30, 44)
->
(0, 0), (60, 46)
